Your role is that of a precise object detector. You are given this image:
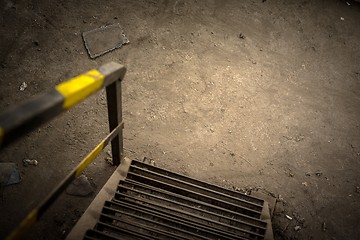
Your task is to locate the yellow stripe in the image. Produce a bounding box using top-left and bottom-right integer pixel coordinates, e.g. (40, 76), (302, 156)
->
(55, 69), (105, 109)
(0, 128), (3, 146)
(75, 141), (105, 177)
(6, 209), (38, 240)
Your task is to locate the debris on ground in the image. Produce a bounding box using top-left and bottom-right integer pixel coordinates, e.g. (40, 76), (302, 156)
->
(0, 162), (21, 186)
(340, 17), (345, 21)
(232, 186), (241, 192)
(82, 23), (129, 59)
(23, 159), (38, 166)
(277, 194), (284, 202)
(232, 186), (253, 195)
(239, 32), (245, 39)
(292, 212), (306, 228)
(66, 175), (94, 197)
(286, 215), (293, 220)
(305, 171), (322, 177)
(105, 150), (113, 165)
(19, 82), (27, 91)
(295, 134), (305, 142)
(322, 222), (326, 232)
(285, 168), (294, 178)
(143, 157), (155, 166)
(294, 225), (301, 231)
(283, 135), (292, 141)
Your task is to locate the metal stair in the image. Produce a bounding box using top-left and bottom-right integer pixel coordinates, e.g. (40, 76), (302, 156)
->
(1, 62), (273, 240)
(78, 160), (273, 240)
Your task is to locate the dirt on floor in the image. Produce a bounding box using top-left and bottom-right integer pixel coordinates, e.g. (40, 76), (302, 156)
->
(0, 0), (360, 239)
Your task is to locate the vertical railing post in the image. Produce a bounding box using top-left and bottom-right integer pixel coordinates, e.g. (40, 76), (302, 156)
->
(106, 79), (123, 166)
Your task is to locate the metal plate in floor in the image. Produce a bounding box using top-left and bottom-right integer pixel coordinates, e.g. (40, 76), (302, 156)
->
(82, 23), (129, 59)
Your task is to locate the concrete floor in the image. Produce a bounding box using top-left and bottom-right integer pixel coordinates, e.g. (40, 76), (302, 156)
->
(0, 0), (360, 239)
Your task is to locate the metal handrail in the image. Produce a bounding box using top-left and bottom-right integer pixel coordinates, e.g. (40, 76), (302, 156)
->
(0, 62), (126, 240)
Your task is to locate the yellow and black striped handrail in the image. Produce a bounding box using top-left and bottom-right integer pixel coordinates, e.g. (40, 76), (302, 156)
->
(6, 123), (123, 240)
(0, 62), (125, 149)
(1, 62), (126, 240)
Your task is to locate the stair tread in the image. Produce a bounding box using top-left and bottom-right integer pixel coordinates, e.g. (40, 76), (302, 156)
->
(79, 159), (273, 240)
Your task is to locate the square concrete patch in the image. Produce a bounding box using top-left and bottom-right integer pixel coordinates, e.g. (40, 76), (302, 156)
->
(82, 23), (129, 59)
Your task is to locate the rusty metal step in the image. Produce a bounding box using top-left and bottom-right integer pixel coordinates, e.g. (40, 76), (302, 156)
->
(117, 180), (267, 230)
(78, 159), (273, 240)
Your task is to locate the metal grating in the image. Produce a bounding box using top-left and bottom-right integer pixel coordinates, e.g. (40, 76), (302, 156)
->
(84, 160), (272, 240)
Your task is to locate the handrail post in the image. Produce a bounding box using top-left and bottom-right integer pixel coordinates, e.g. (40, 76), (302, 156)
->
(106, 80), (123, 165)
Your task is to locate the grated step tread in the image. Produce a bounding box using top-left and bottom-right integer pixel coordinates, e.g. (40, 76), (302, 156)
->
(83, 159), (273, 240)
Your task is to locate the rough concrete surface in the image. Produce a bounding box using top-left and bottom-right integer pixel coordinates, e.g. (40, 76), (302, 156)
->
(0, 0), (359, 239)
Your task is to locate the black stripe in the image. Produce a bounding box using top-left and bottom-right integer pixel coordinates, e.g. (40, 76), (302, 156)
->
(37, 171), (77, 218)
(98, 62), (126, 86)
(0, 89), (64, 148)
(103, 122), (124, 146)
